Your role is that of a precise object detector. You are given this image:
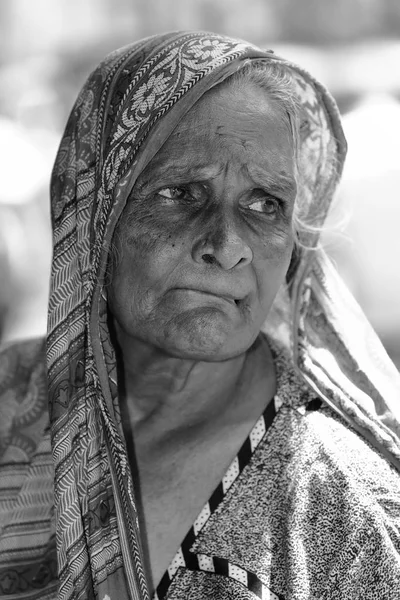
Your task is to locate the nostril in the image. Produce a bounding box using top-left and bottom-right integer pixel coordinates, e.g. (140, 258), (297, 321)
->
(202, 254), (215, 265)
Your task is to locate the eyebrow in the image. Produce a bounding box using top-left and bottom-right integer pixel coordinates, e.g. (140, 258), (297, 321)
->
(136, 161), (225, 191)
(245, 165), (297, 198)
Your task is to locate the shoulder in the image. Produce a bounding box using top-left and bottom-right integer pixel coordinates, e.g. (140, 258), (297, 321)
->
(0, 337), (48, 458)
(263, 333), (400, 499)
(0, 336), (46, 383)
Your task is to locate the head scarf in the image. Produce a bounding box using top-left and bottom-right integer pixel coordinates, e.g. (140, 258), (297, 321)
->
(26, 31), (400, 599)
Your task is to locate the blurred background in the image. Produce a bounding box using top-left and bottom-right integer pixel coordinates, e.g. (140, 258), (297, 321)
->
(0, 0), (399, 367)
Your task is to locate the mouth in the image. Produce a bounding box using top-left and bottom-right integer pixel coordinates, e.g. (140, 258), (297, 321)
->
(176, 288), (244, 307)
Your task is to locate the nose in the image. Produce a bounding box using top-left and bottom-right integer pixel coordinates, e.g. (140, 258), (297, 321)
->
(192, 214), (253, 270)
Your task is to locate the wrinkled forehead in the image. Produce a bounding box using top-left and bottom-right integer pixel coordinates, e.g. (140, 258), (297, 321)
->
(134, 81), (297, 198)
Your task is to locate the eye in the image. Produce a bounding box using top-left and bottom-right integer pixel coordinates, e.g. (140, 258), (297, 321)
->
(156, 186), (188, 202)
(248, 196), (280, 215)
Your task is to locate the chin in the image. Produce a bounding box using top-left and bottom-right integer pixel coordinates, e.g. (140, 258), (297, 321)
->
(159, 310), (253, 361)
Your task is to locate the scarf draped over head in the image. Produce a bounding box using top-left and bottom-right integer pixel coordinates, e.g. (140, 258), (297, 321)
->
(46, 31), (400, 600)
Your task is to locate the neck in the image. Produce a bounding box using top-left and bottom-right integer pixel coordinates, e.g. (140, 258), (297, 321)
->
(114, 326), (268, 431)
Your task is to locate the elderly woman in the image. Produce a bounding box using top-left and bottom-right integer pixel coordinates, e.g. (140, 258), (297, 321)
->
(1, 32), (400, 600)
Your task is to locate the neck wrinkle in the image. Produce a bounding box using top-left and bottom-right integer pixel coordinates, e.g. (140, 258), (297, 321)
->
(117, 333), (257, 430)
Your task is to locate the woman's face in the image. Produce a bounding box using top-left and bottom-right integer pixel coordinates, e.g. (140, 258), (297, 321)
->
(109, 82), (297, 360)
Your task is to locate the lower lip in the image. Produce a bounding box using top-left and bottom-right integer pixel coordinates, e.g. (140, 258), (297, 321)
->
(173, 289), (237, 306)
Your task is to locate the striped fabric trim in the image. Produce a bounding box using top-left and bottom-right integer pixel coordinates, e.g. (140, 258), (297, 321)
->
(154, 556), (284, 600)
(155, 394), (282, 600)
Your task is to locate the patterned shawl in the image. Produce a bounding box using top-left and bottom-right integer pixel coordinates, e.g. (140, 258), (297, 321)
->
(1, 31), (400, 600)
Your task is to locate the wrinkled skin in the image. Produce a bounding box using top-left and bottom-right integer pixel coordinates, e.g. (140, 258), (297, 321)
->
(108, 82), (297, 361)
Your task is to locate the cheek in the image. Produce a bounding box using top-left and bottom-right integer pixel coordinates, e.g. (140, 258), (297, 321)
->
(253, 228), (294, 297)
(256, 221), (294, 263)
(110, 213), (189, 304)
(120, 206), (191, 258)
